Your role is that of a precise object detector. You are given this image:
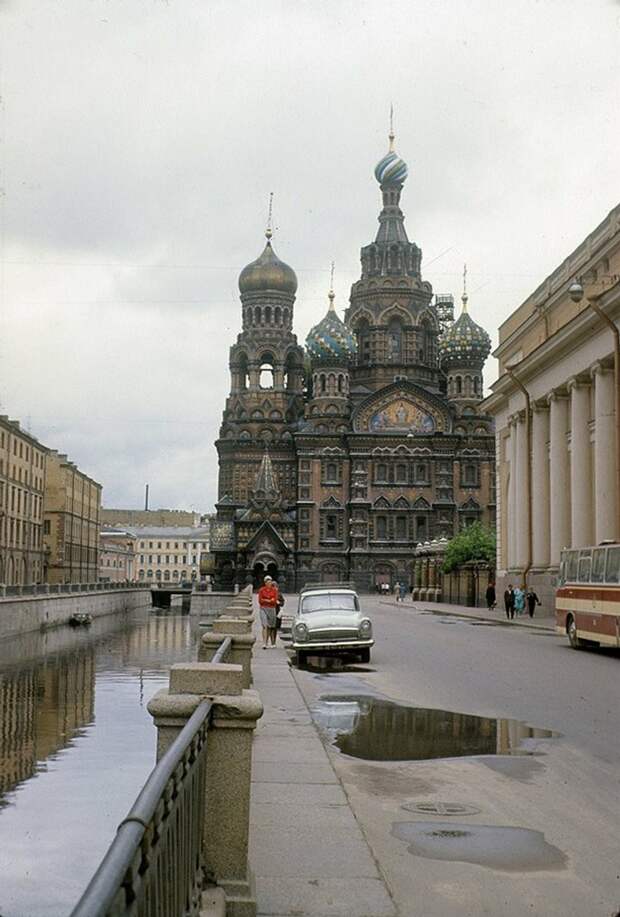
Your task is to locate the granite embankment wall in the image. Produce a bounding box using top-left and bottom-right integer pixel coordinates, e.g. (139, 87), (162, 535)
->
(0, 587), (152, 640)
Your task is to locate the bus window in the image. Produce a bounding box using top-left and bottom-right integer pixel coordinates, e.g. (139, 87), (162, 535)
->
(577, 550), (592, 583)
(566, 550), (579, 582)
(605, 546), (620, 584)
(591, 548), (606, 584)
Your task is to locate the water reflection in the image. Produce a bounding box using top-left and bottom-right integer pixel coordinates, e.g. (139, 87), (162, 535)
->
(0, 609), (198, 917)
(312, 694), (556, 761)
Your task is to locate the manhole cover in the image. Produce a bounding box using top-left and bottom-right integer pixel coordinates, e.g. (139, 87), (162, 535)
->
(402, 801), (482, 817)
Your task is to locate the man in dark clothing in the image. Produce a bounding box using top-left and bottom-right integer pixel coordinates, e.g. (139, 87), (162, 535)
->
(526, 589), (541, 618)
(486, 582), (496, 610)
(504, 585), (515, 620)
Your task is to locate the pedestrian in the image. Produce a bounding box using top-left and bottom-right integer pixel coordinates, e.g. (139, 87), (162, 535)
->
(485, 581), (496, 611)
(399, 581), (407, 602)
(526, 588), (541, 618)
(272, 580), (285, 644)
(257, 575), (279, 649)
(394, 581), (401, 602)
(513, 585), (525, 616)
(503, 584), (515, 620)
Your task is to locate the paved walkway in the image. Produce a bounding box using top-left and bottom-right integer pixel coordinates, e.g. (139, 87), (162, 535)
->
(379, 597), (556, 632)
(249, 631), (396, 917)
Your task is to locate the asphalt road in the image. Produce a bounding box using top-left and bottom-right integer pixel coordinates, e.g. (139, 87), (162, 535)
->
(288, 598), (620, 917)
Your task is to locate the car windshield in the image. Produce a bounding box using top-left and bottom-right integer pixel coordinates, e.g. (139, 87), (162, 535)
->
(300, 593), (359, 614)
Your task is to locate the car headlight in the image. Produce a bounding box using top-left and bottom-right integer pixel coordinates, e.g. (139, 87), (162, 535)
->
(359, 619), (372, 638)
(293, 622), (309, 642)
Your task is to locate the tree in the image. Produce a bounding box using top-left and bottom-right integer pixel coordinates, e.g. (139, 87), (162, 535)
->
(442, 522), (496, 573)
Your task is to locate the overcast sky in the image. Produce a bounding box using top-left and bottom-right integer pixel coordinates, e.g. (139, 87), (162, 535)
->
(2, 0), (620, 512)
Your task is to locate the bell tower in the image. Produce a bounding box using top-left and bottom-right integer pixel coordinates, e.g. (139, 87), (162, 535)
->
(216, 205), (305, 511)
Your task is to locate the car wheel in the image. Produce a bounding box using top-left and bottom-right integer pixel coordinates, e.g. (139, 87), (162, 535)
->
(359, 648), (370, 664)
(297, 651), (307, 668)
(567, 615), (583, 649)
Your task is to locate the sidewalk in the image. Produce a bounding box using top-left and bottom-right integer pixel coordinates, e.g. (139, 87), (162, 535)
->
(380, 597), (556, 632)
(249, 634), (396, 917)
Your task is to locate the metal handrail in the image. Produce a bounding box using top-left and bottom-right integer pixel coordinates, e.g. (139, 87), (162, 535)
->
(71, 697), (213, 916)
(211, 635), (232, 665)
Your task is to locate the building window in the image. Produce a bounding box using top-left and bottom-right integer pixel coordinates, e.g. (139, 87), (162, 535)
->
(395, 463), (408, 484)
(44, 519), (50, 535)
(326, 515), (338, 539)
(375, 462), (388, 483)
(415, 463), (428, 483)
(376, 516), (388, 540)
(462, 463), (478, 486)
(395, 515), (408, 540)
(416, 517), (427, 541)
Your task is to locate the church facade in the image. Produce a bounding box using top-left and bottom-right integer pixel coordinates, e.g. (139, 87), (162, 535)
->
(211, 134), (496, 592)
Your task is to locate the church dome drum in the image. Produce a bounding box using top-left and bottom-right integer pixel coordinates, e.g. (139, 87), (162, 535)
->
(238, 239), (298, 296)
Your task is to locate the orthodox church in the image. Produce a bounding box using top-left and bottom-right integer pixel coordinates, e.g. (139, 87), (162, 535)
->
(211, 130), (495, 592)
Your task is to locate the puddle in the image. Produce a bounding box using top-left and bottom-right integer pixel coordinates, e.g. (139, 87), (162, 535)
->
(311, 694), (557, 761)
(391, 821), (567, 871)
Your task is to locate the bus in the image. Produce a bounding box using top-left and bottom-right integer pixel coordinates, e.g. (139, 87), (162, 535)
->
(556, 544), (620, 649)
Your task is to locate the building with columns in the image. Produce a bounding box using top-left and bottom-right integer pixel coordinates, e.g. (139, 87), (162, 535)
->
(483, 202), (620, 607)
(212, 131), (496, 592)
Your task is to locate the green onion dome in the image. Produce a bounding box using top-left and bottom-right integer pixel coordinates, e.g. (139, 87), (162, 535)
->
(306, 293), (357, 365)
(238, 237), (297, 296)
(439, 306), (491, 370)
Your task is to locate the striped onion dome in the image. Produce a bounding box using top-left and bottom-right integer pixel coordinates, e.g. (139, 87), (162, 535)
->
(374, 150), (408, 186)
(306, 294), (357, 365)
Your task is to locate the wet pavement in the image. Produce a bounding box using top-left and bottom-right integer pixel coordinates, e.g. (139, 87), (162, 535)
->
(0, 606), (198, 917)
(267, 594), (620, 916)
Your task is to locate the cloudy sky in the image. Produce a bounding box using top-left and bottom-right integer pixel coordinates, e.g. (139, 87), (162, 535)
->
(2, 0), (619, 512)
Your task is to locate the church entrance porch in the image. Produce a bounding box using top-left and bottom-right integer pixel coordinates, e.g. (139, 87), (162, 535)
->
(252, 559), (279, 589)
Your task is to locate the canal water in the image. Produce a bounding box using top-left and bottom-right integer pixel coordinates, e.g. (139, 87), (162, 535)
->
(0, 606), (198, 917)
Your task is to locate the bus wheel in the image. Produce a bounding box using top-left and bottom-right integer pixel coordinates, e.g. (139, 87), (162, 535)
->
(567, 615), (583, 649)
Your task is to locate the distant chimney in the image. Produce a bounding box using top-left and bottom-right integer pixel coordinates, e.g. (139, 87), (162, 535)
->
(144, 483), (149, 511)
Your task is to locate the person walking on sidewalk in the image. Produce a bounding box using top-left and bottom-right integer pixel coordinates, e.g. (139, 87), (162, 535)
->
(257, 575), (279, 649)
(504, 585), (515, 620)
(486, 581), (496, 611)
(526, 588), (541, 618)
(273, 580), (285, 645)
(399, 581), (408, 603)
(513, 585), (525, 616)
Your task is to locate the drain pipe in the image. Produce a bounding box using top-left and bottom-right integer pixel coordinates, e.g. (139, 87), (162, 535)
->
(506, 365), (532, 589)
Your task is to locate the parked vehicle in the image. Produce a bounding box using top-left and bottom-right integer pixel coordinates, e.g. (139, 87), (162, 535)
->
(290, 584), (374, 667)
(556, 544), (620, 649)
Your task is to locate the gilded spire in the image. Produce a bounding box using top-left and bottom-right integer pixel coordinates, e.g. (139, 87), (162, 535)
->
(265, 191), (274, 241)
(389, 103), (395, 152)
(461, 263), (469, 314)
(328, 261), (335, 312)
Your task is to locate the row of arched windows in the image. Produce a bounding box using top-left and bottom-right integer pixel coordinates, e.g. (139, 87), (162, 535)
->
(313, 372), (348, 396)
(244, 305), (290, 328)
(449, 374), (481, 397)
(354, 318), (436, 366)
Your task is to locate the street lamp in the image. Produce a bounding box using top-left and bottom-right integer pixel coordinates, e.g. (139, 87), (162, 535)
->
(568, 278), (620, 541)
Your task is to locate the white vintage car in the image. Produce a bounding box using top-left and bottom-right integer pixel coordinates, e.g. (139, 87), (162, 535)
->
(289, 585), (373, 666)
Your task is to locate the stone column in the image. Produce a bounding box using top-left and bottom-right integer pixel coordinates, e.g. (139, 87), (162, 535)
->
(592, 362), (617, 544)
(548, 392), (570, 566)
(568, 377), (593, 548)
(531, 402), (550, 569)
(514, 412), (530, 570)
(507, 417), (518, 569)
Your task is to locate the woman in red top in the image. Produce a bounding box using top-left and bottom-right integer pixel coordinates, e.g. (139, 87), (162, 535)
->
(257, 576), (279, 648)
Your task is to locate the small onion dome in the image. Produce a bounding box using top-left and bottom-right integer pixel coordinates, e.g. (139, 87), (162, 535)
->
(374, 150), (408, 186)
(439, 310), (491, 370)
(306, 294), (357, 365)
(238, 239), (297, 295)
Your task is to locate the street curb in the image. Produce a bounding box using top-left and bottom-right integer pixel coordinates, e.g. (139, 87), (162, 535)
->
(379, 600), (556, 633)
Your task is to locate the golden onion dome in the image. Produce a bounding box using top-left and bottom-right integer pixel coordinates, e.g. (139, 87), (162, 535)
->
(238, 239), (297, 296)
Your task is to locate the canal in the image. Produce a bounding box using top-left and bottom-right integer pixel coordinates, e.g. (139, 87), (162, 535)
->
(0, 605), (198, 917)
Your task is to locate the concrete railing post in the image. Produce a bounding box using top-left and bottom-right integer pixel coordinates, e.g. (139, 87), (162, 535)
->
(199, 619), (255, 688)
(147, 661), (263, 917)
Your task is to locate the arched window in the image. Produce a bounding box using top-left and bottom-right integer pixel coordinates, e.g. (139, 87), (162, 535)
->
(254, 306), (261, 324)
(388, 318), (403, 361)
(356, 319), (371, 365)
(275, 306), (282, 326)
(259, 353), (275, 389)
(456, 376), (463, 395)
(265, 306), (272, 325)
(376, 463), (388, 482)
(376, 516), (388, 540)
(473, 377), (480, 395)
(326, 462), (338, 482)
(283, 308), (289, 325)
(238, 353), (249, 391)
(395, 463), (408, 484)
(337, 374), (344, 394)
(320, 373), (327, 393)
